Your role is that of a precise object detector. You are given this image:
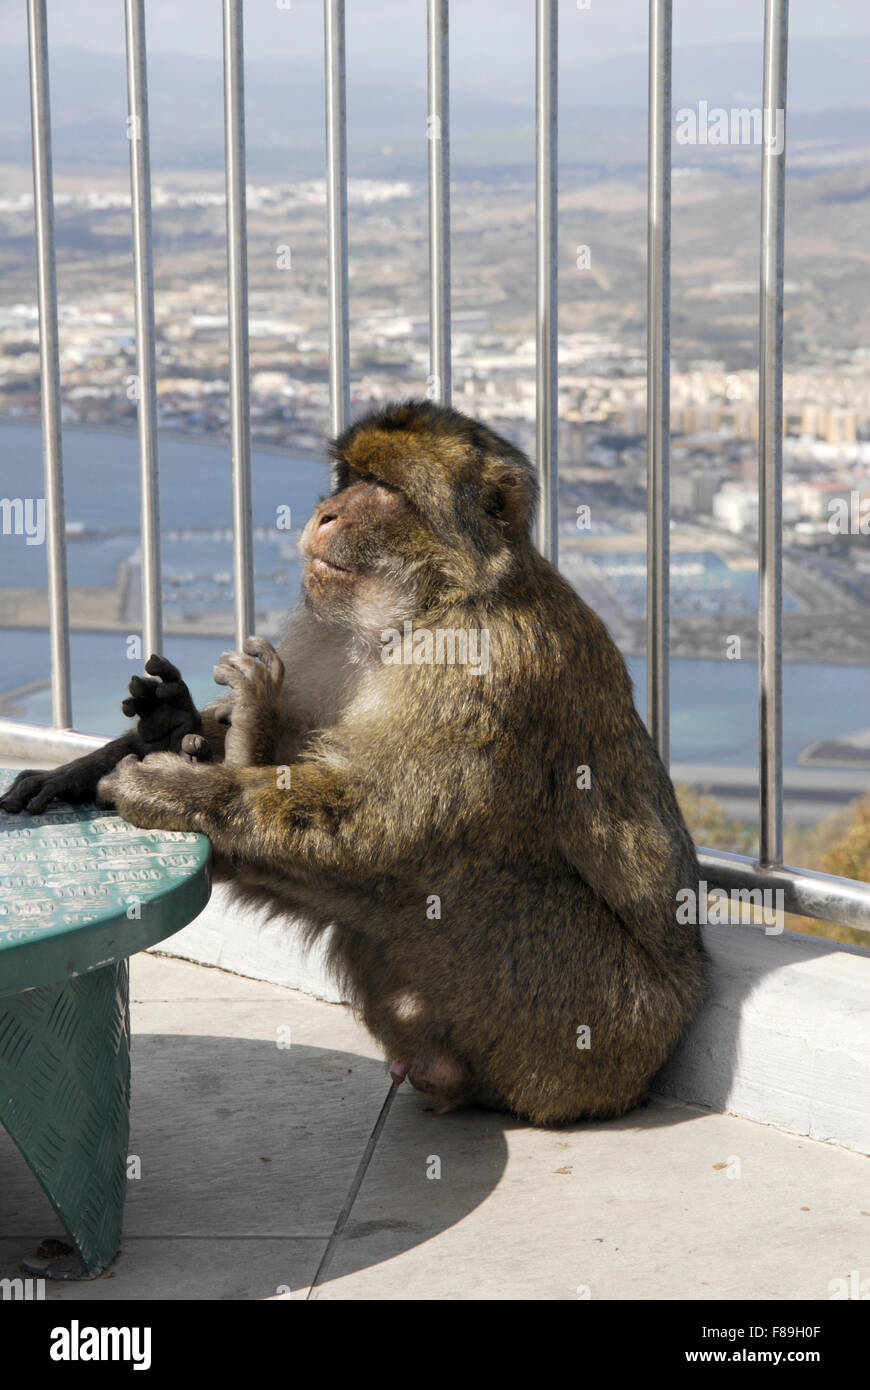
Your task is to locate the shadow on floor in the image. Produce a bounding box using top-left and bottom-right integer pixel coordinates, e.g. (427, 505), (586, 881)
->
(0, 1029), (714, 1299)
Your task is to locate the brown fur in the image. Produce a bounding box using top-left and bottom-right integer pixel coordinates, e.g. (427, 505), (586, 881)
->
(96, 399), (704, 1126)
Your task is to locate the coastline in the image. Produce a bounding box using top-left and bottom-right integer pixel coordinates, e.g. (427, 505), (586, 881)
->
(0, 414), (326, 464)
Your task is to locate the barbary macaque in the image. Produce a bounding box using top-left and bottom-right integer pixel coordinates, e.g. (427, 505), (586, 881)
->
(0, 401), (704, 1124)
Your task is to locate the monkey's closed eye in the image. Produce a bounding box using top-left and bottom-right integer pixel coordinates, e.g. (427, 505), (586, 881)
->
(356, 469), (396, 490)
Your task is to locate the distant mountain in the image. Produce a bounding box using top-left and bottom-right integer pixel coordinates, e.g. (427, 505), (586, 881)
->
(0, 45), (516, 175)
(0, 38), (869, 177)
(465, 37), (870, 113)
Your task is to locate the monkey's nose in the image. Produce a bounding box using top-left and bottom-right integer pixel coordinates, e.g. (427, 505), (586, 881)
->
(317, 509), (338, 530)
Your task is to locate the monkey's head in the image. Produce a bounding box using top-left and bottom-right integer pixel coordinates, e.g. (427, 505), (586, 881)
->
(300, 400), (538, 632)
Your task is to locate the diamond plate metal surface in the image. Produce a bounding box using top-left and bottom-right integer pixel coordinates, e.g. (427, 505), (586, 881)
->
(0, 769), (212, 998)
(0, 960), (130, 1277)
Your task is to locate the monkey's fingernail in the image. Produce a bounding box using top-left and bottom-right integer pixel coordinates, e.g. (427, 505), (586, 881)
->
(389, 1061), (408, 1086)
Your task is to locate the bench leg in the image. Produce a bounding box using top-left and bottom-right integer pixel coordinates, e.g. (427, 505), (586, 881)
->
(0, 960), (130, 1279)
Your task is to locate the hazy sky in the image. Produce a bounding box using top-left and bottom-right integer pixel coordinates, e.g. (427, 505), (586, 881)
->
(2, 0), (870, 67)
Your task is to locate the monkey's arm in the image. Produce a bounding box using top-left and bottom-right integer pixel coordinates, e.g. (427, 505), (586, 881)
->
(97, 752), (377, 880)
(213, 637), (284, 767)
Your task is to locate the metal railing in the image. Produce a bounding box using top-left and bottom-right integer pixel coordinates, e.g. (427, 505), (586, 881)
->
(223, 0), (255, 648)
(646, 0), (671, 766)
(25, 0), (70, 730)
(2, 1), (870, 937)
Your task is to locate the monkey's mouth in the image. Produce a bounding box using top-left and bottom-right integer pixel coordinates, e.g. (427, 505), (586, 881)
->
(309, 556), (353, 578)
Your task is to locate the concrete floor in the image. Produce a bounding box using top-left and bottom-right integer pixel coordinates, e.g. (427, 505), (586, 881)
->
(0, 953), (867, 1301)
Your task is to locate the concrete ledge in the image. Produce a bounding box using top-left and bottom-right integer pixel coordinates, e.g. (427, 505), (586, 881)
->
(655, 921), (870, 1156)
(155, 893), (870, 1156)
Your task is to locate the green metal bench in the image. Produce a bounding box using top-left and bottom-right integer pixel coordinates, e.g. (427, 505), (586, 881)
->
(0, 768), (211, 1279)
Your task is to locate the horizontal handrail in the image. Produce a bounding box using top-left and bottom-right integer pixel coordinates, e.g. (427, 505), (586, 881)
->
(697, 846), (870, 936)
(0, 721), (105, 763)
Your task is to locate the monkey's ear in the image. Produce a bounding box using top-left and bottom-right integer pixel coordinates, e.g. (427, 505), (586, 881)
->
(484, 467), (534, 536)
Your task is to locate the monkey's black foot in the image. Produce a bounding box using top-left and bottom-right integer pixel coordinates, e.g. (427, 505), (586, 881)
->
(122, 654), (202, 755)
(0, 765), (98, 814)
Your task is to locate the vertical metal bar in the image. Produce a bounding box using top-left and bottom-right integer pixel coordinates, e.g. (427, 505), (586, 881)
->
(535, 0), (558, 562)
(124, 0), (162, 658)
(26, 0), (71, 729)
(427, 0), (451, 407)
(758, 0), (788, 865)
(222, 0), (254, 647)
(646, 0), (672, 766)
(324, 0), (349, 458)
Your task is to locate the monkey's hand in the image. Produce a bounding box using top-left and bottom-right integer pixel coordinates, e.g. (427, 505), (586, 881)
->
(213, 637), (285, 768)
(122, 654), (209, 758)
(97, 751), (218, 832)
